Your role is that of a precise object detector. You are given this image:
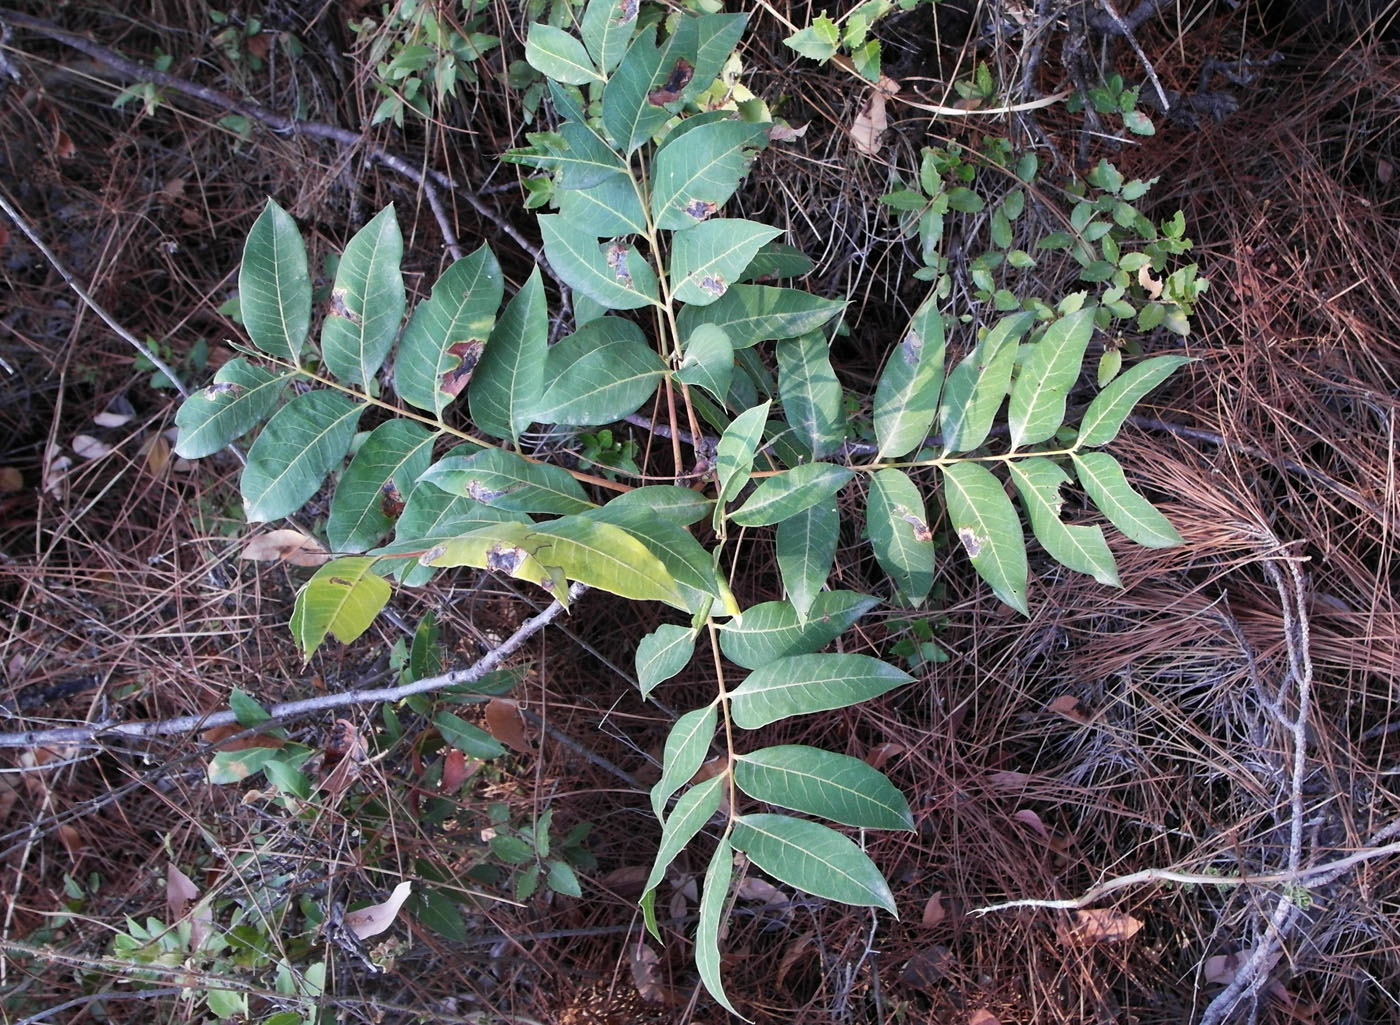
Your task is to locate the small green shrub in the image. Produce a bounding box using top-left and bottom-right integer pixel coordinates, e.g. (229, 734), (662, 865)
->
(175, 0), (1200, 1012)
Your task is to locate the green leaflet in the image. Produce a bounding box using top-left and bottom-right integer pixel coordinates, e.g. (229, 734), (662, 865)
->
(695, 836), (739, 1016)
(734, 745), (913, 831)
(865, 468), (935, 606)
(325, 420), (437, 553)
(635, 623), (698, 699)
(511, 121), (629, 190)
(435, 710), (507, 760)
(731, 462), (853, 527)
(671, 219), (782, 307)
(320, 205), (406, 389)
(739, 243), (815, 282)
(729, 653), (913, 729)
(644, 773), (725, 894)
(650, 703), (717, 820)
(676, 323), (734, 404)
(470, 268), (547, 444)
(719, 591), (877, 670)
(731, 813), (896, 913)
(539, 216), (659, 310)
(939, 311), (1035, 453)
(1071, 451), (1183, 547)
(524, 22), (602, 85)
(1077, 354), (1191, 447)
(534, 317), (665, 425)
(394, 245), (503, 416)
(651, 120), (769, 230)
(585, 504), (726, 612)
(714, 401), (771, 527)
(604, 485), (713, 526)
(776, 331), (846, 459)
(874, 295), (946, 460)
(941, 461), (1029, 614)
(241, 390), (362, 523)
(1007, 307), (1096, 449)
(174, 358), (289, 459)
(579, 0), (636, 74)
(676, 285), (845, 350)
(776, 501), (839, 622)
(601, 25), (671, 155)
(239, 199), (311, 364)
(419, 448), (594, 515)
(290, 557), (391, 657)
(1008, 457), (1120, 586)
(555, 171), (646, 237)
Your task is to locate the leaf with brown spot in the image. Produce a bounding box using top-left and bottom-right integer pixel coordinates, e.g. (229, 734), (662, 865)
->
(438, 339), (485, 398)
(648, 57), (693, 104)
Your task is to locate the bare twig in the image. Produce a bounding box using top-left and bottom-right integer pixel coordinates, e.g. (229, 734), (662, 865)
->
(0, 583), (586, 750)
(1094, 0), (1169, 112)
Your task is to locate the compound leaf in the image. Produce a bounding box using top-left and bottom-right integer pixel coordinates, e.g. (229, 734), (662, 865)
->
(1008, 457), (1119, 586)
(535, 317), (664, 425)
(719, 591), (877, 670)
(1007, 307), (1096, 449)
(539, 217), (659, 310)
(321, 205), (405, 389)
(174, 358), (290, 459)
(419, 448), (593, 515)
(734, 746), (912, 830)
(731, 813), (896, 913)
(1072, 451), (1183, 547)
(677, 286), (845, 350)
(470, 268), (547, 444)
(939, 311), (1035, 453)
(290, 557), (391, 657)
(650, 703), (717, 820)
(326, 420), (437, 553)
(941, 461), (1029, 614)
(1077, 354), (1191, 447)
(241, 390), (362, 522)
(395, 245), (503, 416)
(865, 468), (935, 606)
(670, 219), (781, 306)
(776, 501), (839, 622)
(874, 295), (946, 459)
(776, 331), (845, 458)
(239, 199), (311, 363)
(730, 653), (912, 729)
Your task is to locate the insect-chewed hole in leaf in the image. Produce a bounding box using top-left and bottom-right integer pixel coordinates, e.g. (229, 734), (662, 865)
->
(328, 289), (362, 325)
(897, 506), (933, 543)
(201, 381), (243, 398)
(900, 331), (923, 367)
(700, 274), (726, 297)
(606, 243), (634, 286)
(380, 481), (406, 520)
(486, 543), (528, 574)
(418, 544), (446, 565)
(466, 480), (512, 503)
(957, 527), (983, 557)
(684, 199), (718, 222)
(648, 58), (693, 105)
(439, 339), (485, 398)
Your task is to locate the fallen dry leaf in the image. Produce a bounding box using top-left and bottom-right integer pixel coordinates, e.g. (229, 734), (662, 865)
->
(71, 434), (113, 459)
(440, 747), (475, 793)
(1047, 694), (1091, 722)
(0, 466), (21, 493)
(598, 865), (649, 899)
(969, 1010), (1002, 1025)
(850, 75), (900, 158)
(921, 890), (946, 928)
(344, 881), (413, 940)
(42, 443), (72, 499)
(93, 410), (133, 427)
(166, 863), (212, 948)
(57, 823), (84, 858)
(1011, 807), (1050, 841)
(736, 877), (788, 908)
(775, 932), (815, 990)
(630, 941), (670, 1005)
(1072, 908), (1144, 944)
(484, 698), (531, 753)
(143, 433), (171, 475)
(1203, 949), (1282, 986)
(863, 742), (905, 771)
(241, 529), (330, 566)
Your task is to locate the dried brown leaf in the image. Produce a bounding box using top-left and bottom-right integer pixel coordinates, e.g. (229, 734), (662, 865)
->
(484, 698), (531, 753)
(1072, 908), (1144, 943)
(344, 881), (413, 939)
(1203, 949), (1281, 986)
(969, 1010), (1002, 1025)
(1047, 694), (1091, 722)
(921, 890), (946, 928)
(0, 467), (21, 493)
(241, 529), (330, 567)
(630, 941), (670, 1004)
(71, 434), (113, 459)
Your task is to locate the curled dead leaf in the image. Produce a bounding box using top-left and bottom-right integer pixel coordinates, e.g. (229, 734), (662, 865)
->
(1072, 908), (1143, 944)
(344, 881), (413, 940)
(1010, 807), (1050, 841)
(1138, 264), (1163, 299)
(921, 890), (946, 928)
(167, 862), (199, 919)
(630, 941), (671, 1005)
(484, 698), (531, 754)
(241, 529), (330, 567)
